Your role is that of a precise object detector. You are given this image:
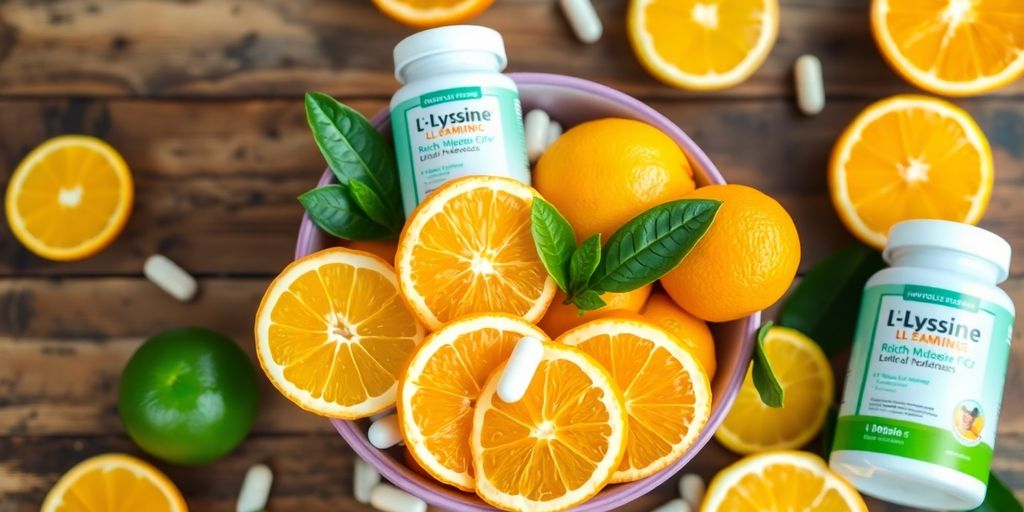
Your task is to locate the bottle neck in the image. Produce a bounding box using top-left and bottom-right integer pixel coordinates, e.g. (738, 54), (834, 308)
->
(398, 51), (504, 84)
(888, 247), (1004, 285)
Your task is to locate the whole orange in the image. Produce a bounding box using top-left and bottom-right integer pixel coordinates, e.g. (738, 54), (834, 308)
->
(533, 118), (696, 242)
(641, 292), (717, 379)
(537, 285), (652, 338)
(660, 184), (800, 322)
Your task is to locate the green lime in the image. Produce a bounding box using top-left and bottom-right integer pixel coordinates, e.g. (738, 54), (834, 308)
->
(119, 327), (259, 465)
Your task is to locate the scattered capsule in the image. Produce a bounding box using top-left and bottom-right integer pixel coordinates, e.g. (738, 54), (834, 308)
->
(369, 483), (427, 512)
(236, 463), (273, 512)
(679, 473), (706, 508)
(546, 121), (563, 148)
(144, 254), (198, 302)
(525, 109), (552, 162)
(353, 458), (380, 504)
(649, 497), (692, 512)
(497, 336), (545, 403)
(560, 0), (603, 44)
(794, 54), (825, 116)
(368, 414), (403, 449)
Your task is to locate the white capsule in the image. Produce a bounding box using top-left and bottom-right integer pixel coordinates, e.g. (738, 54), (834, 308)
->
(497, 336), (545, 403)
(794, 54), (825, 116)
(235, 463), (273, 512)
(368, 414), (403, 449)
(679, 473), (706, 508)
(560, 0), (603, 44)
(545, 121), (563, 149)
(525, 109), (552, 162)
(144, 254), (198, 302)
(370, 407), (395, 423)
(369, 483), (427, 512)
(649, 497), (691, 512)
(353, 458), (380, 504)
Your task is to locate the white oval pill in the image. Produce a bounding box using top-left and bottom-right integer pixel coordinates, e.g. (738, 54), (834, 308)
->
(679, 473), (706, 508)
(795, 54), (825, 116)
(353, 458), (380, 504)
(525, 109), (551, 162)
(545, 121), (563, 149)
(236, 463), (273, 512)
(560, 0), (603, 44)
(497, 336), (545, 403)
(144, 254), (198, 302)
(649, 497), (691, 512)
(369, 483), (427, 512)
(368, 414), (403, 449)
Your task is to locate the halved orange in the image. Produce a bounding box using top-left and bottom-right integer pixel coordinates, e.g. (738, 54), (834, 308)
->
(41, 454), (187, 512)
(471, 343), (628, 512)
(255, 247), (425, 419)
(396, 176), (557, 331)
(371, 0), (494, 28)
(872, 0), (1024, 96)
(5, 135), (133, 261)
(398, 313), (549, 491)
(558, 318), (712, 483)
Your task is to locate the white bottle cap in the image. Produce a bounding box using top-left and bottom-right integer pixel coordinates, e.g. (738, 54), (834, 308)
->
(393, 25), (508, 83)
(884, 219), (1011, 283)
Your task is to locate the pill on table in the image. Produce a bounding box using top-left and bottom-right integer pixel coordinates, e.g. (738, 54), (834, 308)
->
(236, 463), (273, 512)
(525, 109), (552, 162)
(794, 54), (825, 116)
(144, 254), (198, 302)
(368, 414), (403, 449)
(369, 483), (427, 512)
(678, 473), (706, 508)
(545, 121), (563, 149)
(353, 458), (380, 504)
(649, 497), (691, 512)
(497, 336), (545, 403)
(559, 0), (603, 44)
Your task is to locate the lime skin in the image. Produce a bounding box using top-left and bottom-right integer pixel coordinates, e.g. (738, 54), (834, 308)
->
(119, 327), (259, 465)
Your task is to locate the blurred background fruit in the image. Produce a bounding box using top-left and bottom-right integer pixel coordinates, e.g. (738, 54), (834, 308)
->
(538, 285), (652, 337)
(371, 0), (495, 28)
(41, 454), (188, 512)
(640, 291), (717, 379)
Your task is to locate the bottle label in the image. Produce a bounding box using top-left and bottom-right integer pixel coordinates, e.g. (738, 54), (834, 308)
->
(390, 85), (529, 215)
(834, 283), (1014, 482)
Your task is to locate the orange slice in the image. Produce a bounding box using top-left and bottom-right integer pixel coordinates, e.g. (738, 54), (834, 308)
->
(829, 95), (993, 249)
(371, 0), (494, 28)
(5, 135), (133, 261)
(703, 451), (868, 511)
(628, 0), (780, 90)
(399, 313), (549, 491)
(41, 454), (187, 512)
(396, 176), (557, 331)
(872, 0), (1024, 96)
(558, 318), (711, 483)
(471, 343), (628, 512)
(255, 247), (425, 419)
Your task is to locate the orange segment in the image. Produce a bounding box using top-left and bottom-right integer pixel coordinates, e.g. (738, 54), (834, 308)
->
(41, 454), (187, 512)
(396, 176), (556, 330)
(255, 247), (424, 419)
(640, 291), (717, 379)
(5, 135), (133, 261)
(538, 285), (653, 338)
(372, 0), (494, 28)
(558, 318), (711, 483)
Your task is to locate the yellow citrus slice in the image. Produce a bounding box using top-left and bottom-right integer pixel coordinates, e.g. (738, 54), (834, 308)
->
(41, 453), (187, 512)
(716, 327), (833, 454)
(399, 313), (549, 491)
(5, 135), (133, 261)
(871, 0), (1024, 96)
(396, 176), (556, 331)
(703, 451), (868, 511)
(371, 0), (494, 28)
(255, 247), (425, 419)
(471, 343), (628, 512)
(628, 0), (780, 90)
(830, 94), (992, 249)
(558, 318), (712, 483)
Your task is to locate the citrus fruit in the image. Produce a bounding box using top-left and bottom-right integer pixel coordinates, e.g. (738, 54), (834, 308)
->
(640, 291), (717, 379)
(558, 318), (711, 483)
(471, 343), (628, 512)
(716, 327), (833, 454)
(255, 247), (425, 419)
(533, 118), (696, 242)
(871, 0), (1024, 96)
(628, 0), (780, 90)
(119, 327), (258, 465)
(396, 176), (556, 330)
(703, 451), (867, 511)
(399, 313), (548, 491)
(538, 285), (652, 338)
(5, 135), (133, 261)
(660, 184), (800, 322)
(829, 95), (992, 250)
(347, 239), (398, 264)
(372, 0), (494, 28)
(41, 453), (187, 512)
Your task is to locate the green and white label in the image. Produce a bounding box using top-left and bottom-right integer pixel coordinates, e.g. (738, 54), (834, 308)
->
(834, 284), (1014, 482)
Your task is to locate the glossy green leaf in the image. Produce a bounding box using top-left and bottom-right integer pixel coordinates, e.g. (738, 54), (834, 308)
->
(569, 234), (601, 296)
(969, 473), (1023, 512)
(572, 289), (607, 313)
(348, 179), (401, 233)
(298, 185), (391, 241)
(530, 198), (576, 293)
(818, 404), (839, 457)
(753, 322), (785, 408)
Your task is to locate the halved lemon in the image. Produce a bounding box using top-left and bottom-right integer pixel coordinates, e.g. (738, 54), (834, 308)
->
(41, 454), (187, 512)
(255, 247), (425, 419)
(371, 0), (494, 28)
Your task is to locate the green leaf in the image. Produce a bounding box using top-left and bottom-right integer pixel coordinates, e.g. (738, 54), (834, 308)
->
(590, 199), (721, 293)
(778, 243), (885, 356)
(968, 473), (1023, 512)
(298, 185), (391, 241)
(530, 198), (577, 293)
(572, 289), (607, 313)
(818, 404), (839, 457)
(752, 322), (785, 408)
(348, 179), (401, 232)
(568, 234), (601, 296)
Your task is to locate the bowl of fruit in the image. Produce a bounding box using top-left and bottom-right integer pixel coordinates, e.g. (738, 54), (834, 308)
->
(276, 73), (799, 511)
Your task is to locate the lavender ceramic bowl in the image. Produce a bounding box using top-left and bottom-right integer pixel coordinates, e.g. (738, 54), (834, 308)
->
(294, 73), (758, 511)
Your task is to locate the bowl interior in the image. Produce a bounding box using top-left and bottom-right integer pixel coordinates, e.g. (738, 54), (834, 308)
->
(295, 73), (757, 511)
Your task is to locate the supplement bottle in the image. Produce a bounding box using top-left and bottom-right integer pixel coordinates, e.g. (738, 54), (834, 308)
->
(390, 25), (530, 216)
(831, 220), (1015, 510)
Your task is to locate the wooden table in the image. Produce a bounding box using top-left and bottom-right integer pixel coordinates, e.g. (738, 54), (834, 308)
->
(1, 0), (1021, 510)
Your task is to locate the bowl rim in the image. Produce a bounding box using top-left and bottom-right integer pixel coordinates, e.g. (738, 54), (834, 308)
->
(294, 72), (758, 511)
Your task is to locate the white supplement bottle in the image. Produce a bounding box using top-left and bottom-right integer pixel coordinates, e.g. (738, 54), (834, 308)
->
(390, 26), (530, 216)
(831, 220), (1015, 510)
